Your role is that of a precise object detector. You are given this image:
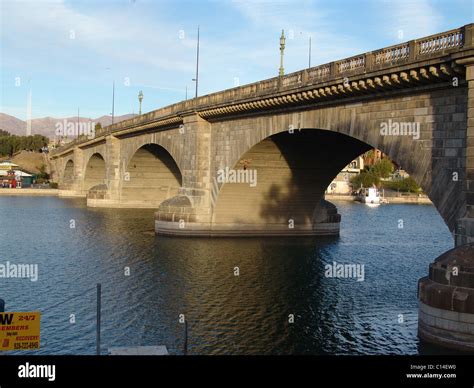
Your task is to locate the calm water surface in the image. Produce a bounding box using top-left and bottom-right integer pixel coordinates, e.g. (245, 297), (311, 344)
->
(0, 196), (454, 355)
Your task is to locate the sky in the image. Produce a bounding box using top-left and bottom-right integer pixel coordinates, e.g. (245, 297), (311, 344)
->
(0, 0), (473, 120)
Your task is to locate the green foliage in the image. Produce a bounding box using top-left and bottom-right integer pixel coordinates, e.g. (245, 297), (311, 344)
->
(370, 158), (394, 178)
(0, 129), (10, 136)
(351, 158), (394, 188)
(34, 164), (50, 183)
(49, 182), (58, 189)
(383, 177), (421, 193)
(351, 171), (380, 188)
(0, 134), (49, 156)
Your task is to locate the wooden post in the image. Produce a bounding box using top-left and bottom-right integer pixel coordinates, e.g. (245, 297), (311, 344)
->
(184, 320), (188, 355)
(96, 284), (101, 355)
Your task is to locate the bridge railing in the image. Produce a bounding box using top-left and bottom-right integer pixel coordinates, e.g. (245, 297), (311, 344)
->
(51, 24), (472, 155)
(417, 28), (464, 55)
(373, 42), (411, 66)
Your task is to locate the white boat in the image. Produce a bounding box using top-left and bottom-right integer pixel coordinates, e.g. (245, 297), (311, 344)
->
(355, 187), (380, 204)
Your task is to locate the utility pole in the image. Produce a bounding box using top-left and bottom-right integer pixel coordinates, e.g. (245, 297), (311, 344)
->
(26, 87), (32, 136)
(111, 81), (115, 125)
(77, 108), (80, 139)
(279, 30), (286, 77)
(195, 26), (200, 98)
(308, 36), (312, 68)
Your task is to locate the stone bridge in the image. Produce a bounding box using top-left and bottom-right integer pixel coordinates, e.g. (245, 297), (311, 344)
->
(51, 24), (474, 243)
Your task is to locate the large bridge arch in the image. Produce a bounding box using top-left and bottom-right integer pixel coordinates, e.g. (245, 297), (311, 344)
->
(212, 130), (371, 230)
(120, 142), (182, 207)
(210, 85), (467, 234)
(83, 152), (106, 191)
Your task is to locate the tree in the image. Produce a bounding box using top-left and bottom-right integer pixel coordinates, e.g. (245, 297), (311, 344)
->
(399, 177), (420, 193)
(35, 164), (50, 183)
(0, 134), (49, 157)
(351, 171), (380, 188)
(370, 158), (394, 178)
(383, 177), (421, 193)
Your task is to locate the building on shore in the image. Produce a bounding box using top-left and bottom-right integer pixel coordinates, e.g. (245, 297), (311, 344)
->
(326, 156), (364, 195)
(0, 161), (35, 188)
(0, 161), (20, 171)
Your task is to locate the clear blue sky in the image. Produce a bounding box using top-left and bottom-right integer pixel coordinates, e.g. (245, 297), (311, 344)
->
(0, 0), (472, 120)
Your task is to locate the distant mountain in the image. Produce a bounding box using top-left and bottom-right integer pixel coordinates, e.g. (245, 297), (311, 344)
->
(0, 113), (137, 138)
(0, 114), (25, 136)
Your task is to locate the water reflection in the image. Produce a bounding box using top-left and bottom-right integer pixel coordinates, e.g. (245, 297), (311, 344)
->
(0, 197), (454, 355)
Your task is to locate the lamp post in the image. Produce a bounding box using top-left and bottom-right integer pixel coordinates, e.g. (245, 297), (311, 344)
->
(138, 90), (143, 115)
(279, 30), (286, 77)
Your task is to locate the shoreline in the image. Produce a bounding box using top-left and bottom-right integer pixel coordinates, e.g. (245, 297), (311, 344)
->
(0, 189), (433, 204)
(326, 193), (433, 204)
(0, 188), (59, 196)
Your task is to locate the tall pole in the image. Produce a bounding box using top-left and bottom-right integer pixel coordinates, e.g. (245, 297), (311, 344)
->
(308, 36), (312, 68)
(0, 299), (4, 312)
(185, 86), (188, 100)
(195, 26), (200, 99)
(96, 283), (101, 355)
(77, 108), (80, 139)
(111, 81), (115, 125)
(279, 30), (286, 77)
(26, 88), (32, 136)
(138, 90), (143, 115)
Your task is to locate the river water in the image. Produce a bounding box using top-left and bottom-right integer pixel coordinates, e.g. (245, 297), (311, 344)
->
(0, 196), (455, 355)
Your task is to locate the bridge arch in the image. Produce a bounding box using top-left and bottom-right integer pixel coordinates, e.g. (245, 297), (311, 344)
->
(84, 152), (106, 191)
(120, 143), (182, 207)
(212, 129), (372, 231)
(210, 89), (466, 234)
(62, 159), (75, 185)
(121, 133), (185, 180)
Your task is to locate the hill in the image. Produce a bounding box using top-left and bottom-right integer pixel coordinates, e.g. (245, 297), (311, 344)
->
(0, 113), (137, 138)
(0, 150), (49, 175)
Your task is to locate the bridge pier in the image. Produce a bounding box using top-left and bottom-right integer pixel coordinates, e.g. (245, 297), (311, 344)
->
(155, 197), (341, 237)
(418, 57), (474, 352)
(418, 244), (474, 352)
(86, 135), (122, 207)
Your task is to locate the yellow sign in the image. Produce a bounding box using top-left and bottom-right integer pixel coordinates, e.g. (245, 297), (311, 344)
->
(0, 311), (41, 351)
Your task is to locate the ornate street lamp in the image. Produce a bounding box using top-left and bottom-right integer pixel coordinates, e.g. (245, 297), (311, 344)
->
(279, 30), (286, 77)
(138, 90), (143, 115)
